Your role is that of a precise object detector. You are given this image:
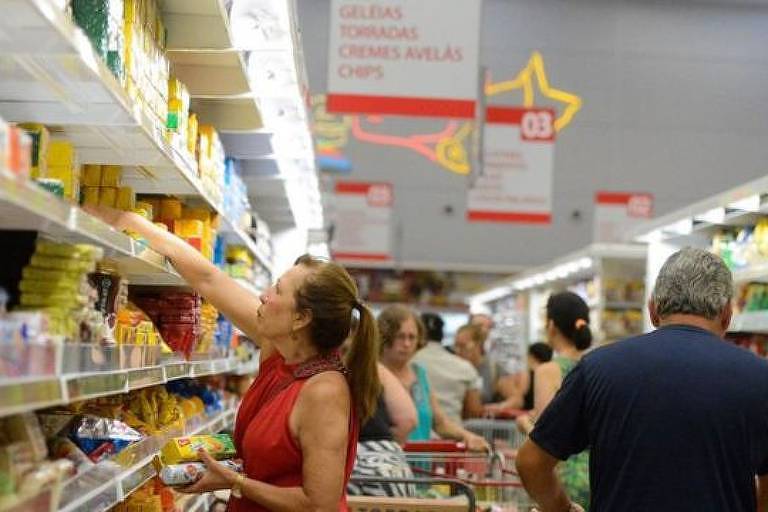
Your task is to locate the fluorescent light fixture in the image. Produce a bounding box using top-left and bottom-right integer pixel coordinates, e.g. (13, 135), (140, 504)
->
(635, 229), (664, 244)
(469, 286), (513, 305)
(694, 207), (726, 224)
(728, 194), (761, 212)
(231, 0), (293, 51)
(662, 218), (693, 236)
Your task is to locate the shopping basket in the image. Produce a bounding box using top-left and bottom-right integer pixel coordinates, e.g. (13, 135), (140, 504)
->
(347, 476), (475, 512)
(402, 441), (534, 512)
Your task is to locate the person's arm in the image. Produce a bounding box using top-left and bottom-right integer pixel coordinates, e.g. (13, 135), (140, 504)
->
(178, 374), (351, 511)
(495, 373), (521, 399)
(430, 390), (489, 452)
(85, 207), (272, 360)
(462, 388), (484, 419)
(517, 362), (561, 435)
(758, 474), (768, 512)
(516, 439), (582, 512)
(377, 363), (417, 444)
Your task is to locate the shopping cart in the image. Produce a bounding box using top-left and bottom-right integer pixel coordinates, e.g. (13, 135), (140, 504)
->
(402, 441), (534, 512)
(463, 417), (527, 463)
(347, 476), (476, 512)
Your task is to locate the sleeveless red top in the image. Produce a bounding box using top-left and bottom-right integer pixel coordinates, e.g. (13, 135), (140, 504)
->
(229, 352), (358, 512)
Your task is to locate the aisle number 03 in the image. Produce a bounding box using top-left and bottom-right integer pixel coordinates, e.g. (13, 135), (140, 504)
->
(520, 110), (555, 142)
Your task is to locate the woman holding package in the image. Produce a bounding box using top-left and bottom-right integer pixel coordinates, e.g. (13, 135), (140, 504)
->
(86, 206), (381, 512)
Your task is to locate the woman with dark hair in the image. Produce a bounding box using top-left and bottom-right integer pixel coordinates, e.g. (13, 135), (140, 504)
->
(516, 291), (591, 509)
(85, 206), (381, 512)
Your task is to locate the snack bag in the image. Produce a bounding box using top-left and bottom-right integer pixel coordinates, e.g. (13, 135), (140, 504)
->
(160, 434), (236, 464)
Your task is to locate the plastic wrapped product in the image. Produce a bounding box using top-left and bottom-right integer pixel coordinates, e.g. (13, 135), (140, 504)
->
(160, 434), (237, 465)
(154, 458), (242, 486)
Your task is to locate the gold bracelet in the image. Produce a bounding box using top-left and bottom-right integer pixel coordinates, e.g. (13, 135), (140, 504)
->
(231, 473), (246, 499)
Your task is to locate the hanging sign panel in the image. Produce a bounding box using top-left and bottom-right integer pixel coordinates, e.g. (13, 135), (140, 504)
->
(593, 191), (654, 242)
(332, 181), (393, 263)
(326, 0), (482, 118)
(467, 106), (555, 223)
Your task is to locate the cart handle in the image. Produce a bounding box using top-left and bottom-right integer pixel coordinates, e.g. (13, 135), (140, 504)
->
(348, 475), (476, 512)
(403, 440), (467, 452)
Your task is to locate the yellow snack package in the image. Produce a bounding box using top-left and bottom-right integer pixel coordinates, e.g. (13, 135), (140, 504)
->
(47, 140), (75, 167)
(101, 165), (122, 187)
(99, 187), (118, 208)
(82, 186), (100, 207)
(160, 434), (236, 465)
(47, 165), (80, 201)
(82, 165), (102, 187)
(117, 186), (136, 210)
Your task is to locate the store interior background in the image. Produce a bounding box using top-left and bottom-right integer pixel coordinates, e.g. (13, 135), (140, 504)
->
(294, 0), (768, 272)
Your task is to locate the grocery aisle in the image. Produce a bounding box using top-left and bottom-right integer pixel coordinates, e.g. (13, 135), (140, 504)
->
(0, 1), (289, 511)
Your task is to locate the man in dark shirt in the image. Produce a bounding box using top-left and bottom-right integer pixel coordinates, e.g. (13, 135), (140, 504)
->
(516, 247), (768, 512)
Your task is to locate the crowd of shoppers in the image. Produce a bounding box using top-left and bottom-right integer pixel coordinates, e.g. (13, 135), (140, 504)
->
(91, 207), (768, 512)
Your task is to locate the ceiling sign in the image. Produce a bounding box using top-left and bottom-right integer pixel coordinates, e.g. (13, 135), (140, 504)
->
(332, 181), (393, 263)
(467, 106), (555, 224)
(593, 191), (654, 242)
(326, 0), (482, 118)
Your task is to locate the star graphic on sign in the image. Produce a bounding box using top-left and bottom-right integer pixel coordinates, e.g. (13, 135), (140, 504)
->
(311, 52), (582, 175)
(485, 51), (582, 132)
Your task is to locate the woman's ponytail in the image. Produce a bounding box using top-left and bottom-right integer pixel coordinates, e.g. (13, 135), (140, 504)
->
(345, 303), (381, 423)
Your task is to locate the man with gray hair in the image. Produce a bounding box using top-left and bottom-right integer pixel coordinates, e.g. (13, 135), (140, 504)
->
(515, 247), (768, 512)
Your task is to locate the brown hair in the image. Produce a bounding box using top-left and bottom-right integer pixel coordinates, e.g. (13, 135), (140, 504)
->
(293, 255), (381, 422)
(456, 323), (485, 352)
(377, 304), (426, 351)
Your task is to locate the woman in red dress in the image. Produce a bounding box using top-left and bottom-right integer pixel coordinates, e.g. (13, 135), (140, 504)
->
(87, 207), (381, 511)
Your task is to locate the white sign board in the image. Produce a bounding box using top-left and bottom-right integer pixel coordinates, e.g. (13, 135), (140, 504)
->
(593, 191), (654, 242)
(327, 0), (482, 118)
(468, 107), (555, 223)
(331, 181), (393, 263)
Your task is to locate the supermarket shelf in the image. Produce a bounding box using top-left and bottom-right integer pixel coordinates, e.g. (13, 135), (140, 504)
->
(59, 407), (237, 512)
(729, 311), (768, 333)
(161, 0), (262, 131)
(219, 216), (274, 275)
(603, 301), (645, 310)
(732, 262), (768, 284)
(0, 170), (183, 286)
(0, 351), (244, 418)
(0, 0), (269, 273)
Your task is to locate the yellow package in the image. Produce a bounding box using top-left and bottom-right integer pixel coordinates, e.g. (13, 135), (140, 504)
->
(30, 254), (97, 272)
(102, 165), (122, 187)
(35, 240), (102, 260)
(20, 292), (87, 307)
(47, 140), (75, 167)
(99, 187), (118, 207)
(22, 266), (83, 282)
(174, 219), (204, 238)
(82, 186), (100, 206)
(160, 434), (236, 465)
(19, 279), (81, 294)
(182, 207), (210, 223)
(82, 165), (102, 187)
(187, 113), (198, 155)
(47, 165), (80, 201)
(117, 186), (136, 210)
(135, 201), (154, 220)
(160, 198), (182, 220)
